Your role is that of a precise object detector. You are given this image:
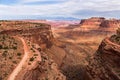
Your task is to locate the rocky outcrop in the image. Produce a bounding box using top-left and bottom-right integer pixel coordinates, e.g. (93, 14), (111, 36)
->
(86, 37), (120, 80)
(15, 51), (66, 80)
(79, 17), (120, 32)
(99, 19), (120, 31)
(80, 17), (105, 26)
(0, 21), (66, 80)
(100, 19), (120, 28)
(79, 17), (105, 31)
(0, 21), (54, 49)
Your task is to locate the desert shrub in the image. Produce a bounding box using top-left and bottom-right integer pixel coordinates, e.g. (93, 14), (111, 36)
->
(34, 54), (38, 56)
(4, 46), (9, 49)
(31, 48), (35, 52)
(29, 57), (34, 61)
(2, 51), (7, 57)
(14, 42), (17, 45)
(17, 57), (21, 59)
(0, 45), (2, 49)
(13, 61), (17, 64)
(117, 28), (120, 36)
(13, 46), (17, 50)
(17, 53), (21, 56)
(110, 29), (120, 44)
(9, 57), (12, 59)
(37, 48), (41, 51)
(3, 73), (8, 77)
(2, 36), (5, 40)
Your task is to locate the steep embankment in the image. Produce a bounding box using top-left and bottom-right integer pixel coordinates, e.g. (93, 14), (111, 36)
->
(0, 21), (66, 80)
(86, 37), (120, 80)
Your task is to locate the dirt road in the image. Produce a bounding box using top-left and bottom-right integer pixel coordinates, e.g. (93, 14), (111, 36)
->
(8, 37), (29, 80)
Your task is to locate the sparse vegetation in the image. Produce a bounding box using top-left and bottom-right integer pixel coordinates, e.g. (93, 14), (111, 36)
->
(2, 51), (7, 57)
(110, 28), (120, 44)
(0, 45), (2, 49)
(0, 35), (24, 79)
(30, 48), (35, 52)
(9, 57), (12, 59)
(34, 54), (38, 56)
(13, 46), (17, 50)
(29, 57), (34, 61)
(13, 61), (17, 64)
(17, 53), (22, 56)
(116, 28), (120, 36)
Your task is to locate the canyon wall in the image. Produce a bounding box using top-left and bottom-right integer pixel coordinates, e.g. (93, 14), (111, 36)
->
(80, 17), (105, 26)
(99, 20), (120, 31)
(0, 21), (66, 80)
(86, 37), (120, 80)
(79, 17), (120, 32)
(0, 21), (54, 49)
(79, 17), (105, 30)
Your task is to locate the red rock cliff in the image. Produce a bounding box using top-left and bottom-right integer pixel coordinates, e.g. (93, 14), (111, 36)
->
(86, 37), (120, 80)
(100, 19), (120, 31)
(79, 17), (120, 32)
(0, 21), (54, 49)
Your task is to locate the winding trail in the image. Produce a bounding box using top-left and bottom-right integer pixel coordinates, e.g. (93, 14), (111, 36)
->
(8, 37), (29, 80)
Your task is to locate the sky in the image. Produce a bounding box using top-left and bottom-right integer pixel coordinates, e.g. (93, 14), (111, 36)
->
(0, 0), (120, 20)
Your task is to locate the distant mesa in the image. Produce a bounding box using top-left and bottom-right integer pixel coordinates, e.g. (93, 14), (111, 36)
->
(78, 17), (120, 32)
(80, 17), (105, 26)
(99, 19), (120, 31)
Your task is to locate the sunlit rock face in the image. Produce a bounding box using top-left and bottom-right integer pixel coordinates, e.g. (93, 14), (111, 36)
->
(86, 33), (120, 80)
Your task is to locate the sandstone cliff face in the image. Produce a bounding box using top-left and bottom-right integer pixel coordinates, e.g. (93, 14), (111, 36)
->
(79, 17), (105, 31)
(79, 17), (120, 32)
(100, 20), (120, 28)
(86, 37), (120, 80)
(99, 20), (120, 31)
(0, 21), (54, 49)
(80, 17), (105, 26)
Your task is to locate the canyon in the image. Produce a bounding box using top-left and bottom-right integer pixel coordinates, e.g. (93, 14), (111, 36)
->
(0, 17), (120, 80)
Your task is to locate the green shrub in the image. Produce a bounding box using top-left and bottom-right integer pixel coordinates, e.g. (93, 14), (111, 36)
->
(2, 52), (7, 57)
(13, 61), (17, 64)
(9, 57), (12, 59)
(0, 45), (3, 49)
(31, 48), (35, 52)
(13, 46), (17, 50)
(34, 54), (38, 56)
(17, 53), (22, 56)
(29, 57), (34, 61)
(4, 46), (9, 49)
(117, 28), (120, 36)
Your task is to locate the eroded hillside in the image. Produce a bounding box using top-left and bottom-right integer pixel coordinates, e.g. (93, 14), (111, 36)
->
(86, 29), (120, 80)
(0, 35), (24, 80)
(0, 21), (66, 80)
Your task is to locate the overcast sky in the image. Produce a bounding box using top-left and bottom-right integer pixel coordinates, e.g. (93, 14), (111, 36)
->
(0, 0), (120, 20)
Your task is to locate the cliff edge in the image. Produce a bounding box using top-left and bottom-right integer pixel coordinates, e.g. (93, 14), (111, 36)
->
(86, 29), (120, 80)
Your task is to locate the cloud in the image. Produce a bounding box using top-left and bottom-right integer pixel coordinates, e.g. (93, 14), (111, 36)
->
(0, 0), (120, 19)
(19, 0), (66, 4)
(20, 0), (59, 3)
